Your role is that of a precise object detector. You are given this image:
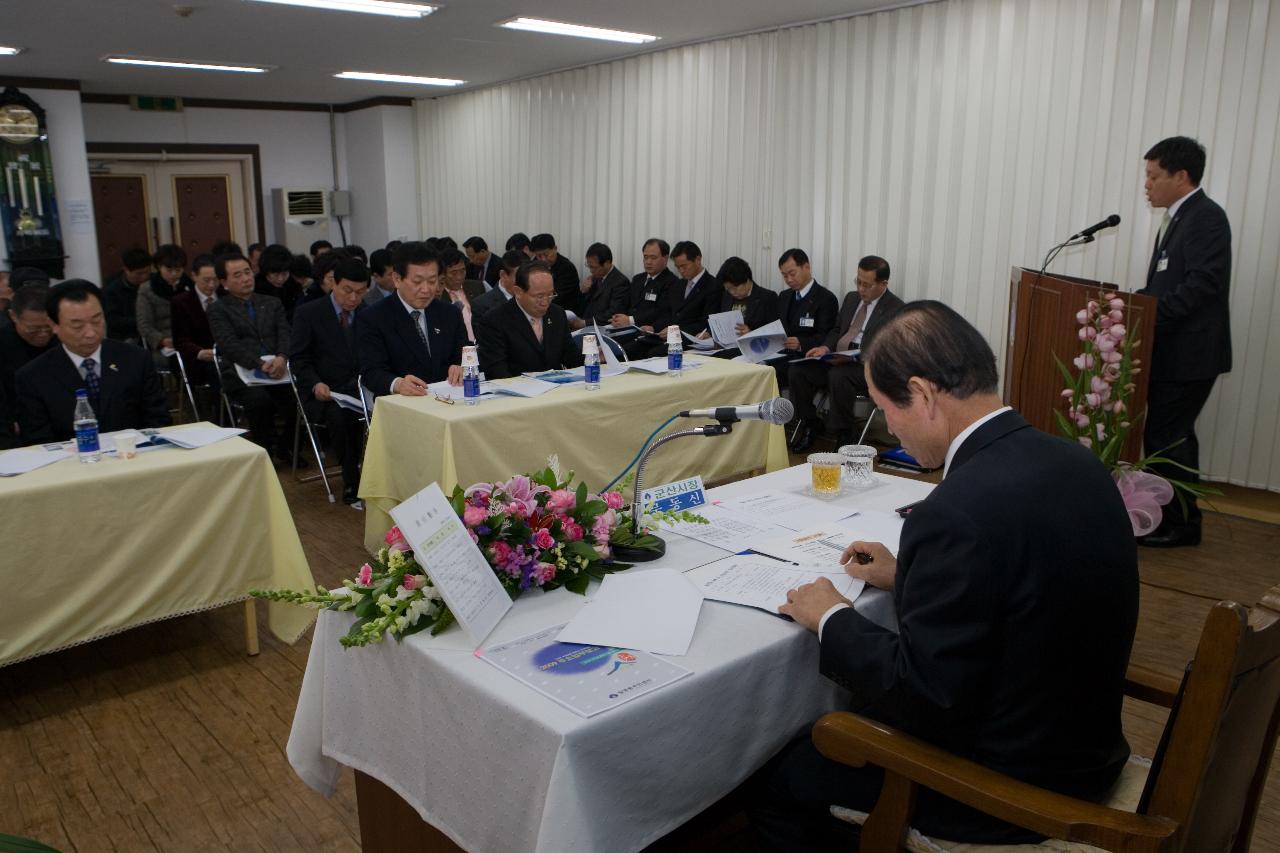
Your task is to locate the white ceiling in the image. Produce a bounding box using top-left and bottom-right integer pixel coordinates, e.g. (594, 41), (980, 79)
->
(3, 0), (908, 103)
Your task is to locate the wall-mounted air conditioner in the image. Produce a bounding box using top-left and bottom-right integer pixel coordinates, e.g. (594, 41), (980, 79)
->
(272, 188), (329, 253)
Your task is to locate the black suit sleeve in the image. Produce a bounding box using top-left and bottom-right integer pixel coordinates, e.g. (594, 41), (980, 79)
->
(1153, 207), (1232, 324)
(273, 302), (291, 357)
(476, 310), (514, 380)
(140, 356), (172, 428)
(797, 289), (839, 352)
(558, 321), (583, 370)
(289, 308), (322, 393)
(15, 365), (55, 445)
(208, 304), (261, 370)
(356, 309), (399, 396)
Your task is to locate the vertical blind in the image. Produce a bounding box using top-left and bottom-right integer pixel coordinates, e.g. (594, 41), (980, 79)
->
(418, 0), (1280, 491)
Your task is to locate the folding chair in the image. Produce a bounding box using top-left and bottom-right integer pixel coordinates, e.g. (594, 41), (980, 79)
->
(357, 375), (374, 437)
(210, 347), (246, 428)
(171, 349), (202, 423)
(287, 360), (337, 504)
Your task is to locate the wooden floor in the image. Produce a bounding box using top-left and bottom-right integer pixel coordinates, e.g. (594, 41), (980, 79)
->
(3, 453), (1279, 852)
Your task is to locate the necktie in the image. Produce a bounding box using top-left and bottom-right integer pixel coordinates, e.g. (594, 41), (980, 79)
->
(82, 357), (101, 408)
(339, 310), (350, 329)
(837, 301), (870, 352)
(532, 316), (544, 343)
(410, 310), (431, 355)
(1157, 210), (1172, 248)
(685, 279), (695, 299)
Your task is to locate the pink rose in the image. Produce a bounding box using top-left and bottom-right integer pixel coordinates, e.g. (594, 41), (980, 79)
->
(357, 563), (373, 586)
(402, 574), (417, 591)
(593, 542), (612, 559)
(546, 490), (576, 512)
(384, 526), (410, 552)
(562, 519), (584, 541)
(603, 491), (625, 510)
(534, 528), (555, 550)
(490, 541), (513, 564)
(463, 505), (488, 528)
(533, 562), (557, 584)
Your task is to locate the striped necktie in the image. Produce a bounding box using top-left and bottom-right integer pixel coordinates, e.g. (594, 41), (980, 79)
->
(82, 357), (101, 408)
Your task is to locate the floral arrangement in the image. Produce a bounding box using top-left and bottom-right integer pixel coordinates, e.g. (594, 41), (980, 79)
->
(252, 462), (704, 647)
(1055, 291), (1214, 535)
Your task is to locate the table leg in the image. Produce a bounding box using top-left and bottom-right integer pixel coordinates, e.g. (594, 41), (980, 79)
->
(355, 770), (465, 853)
(244, 599), (260, 656)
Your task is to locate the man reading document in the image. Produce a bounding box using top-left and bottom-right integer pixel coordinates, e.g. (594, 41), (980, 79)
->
(754, 301), (1139, 849)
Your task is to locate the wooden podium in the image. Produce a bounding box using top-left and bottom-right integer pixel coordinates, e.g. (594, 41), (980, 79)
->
(1004, 266), (1156, 463)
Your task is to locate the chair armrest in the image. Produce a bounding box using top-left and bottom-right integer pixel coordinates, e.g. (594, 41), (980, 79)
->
(812, 713), (1177, 851)
(1124, 663), (1182, 708)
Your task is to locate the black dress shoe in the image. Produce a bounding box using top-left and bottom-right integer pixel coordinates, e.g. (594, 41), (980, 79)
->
(1137, 523), (1202, 548)
(342, 485), (359, 504)
(790, 422), (815, 453)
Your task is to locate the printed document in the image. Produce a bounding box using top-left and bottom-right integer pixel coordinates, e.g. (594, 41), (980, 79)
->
(696, 555), (865, 614)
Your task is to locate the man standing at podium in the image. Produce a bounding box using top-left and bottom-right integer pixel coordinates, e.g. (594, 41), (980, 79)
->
(1137, 136), (1232, 548)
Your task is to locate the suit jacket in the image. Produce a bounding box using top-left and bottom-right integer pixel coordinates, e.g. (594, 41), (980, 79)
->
(471, 286), (513, 320)
(778, 281), (839, 352)
(440, 280), (486, 302)
(821, 411), (1137, 801)
(0, 326), (57, 419)
(468, 254), (502, 287)
(171, 289), (217, 363)
(580, 267), (631, 326)
(255, 274), (303, 321)
(289, 297), (362, 397)
(357, 293), (466, 395)
(363, 285), (396, 308)
(548, 254), (583, 316)
(102, 275), (141, 343)
(1136, 188), (1232, 381)
(664, 270), (721, 335)
(15, 339), (171, 443)
(825, 289), (905, 351)
(207, 293), (291, 391)
(627, 269), (679, 329)
(476, 299), (582, 380)
(718, 284), (779, 333)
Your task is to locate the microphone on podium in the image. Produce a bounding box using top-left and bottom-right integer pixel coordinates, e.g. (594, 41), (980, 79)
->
(677, 397), (795, 425)
(1070, 214), (1121, 241)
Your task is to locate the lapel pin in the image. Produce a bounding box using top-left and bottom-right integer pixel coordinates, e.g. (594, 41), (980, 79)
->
(109, 363), (119, 372)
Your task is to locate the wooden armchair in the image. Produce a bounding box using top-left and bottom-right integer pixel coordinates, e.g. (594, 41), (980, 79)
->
(812, 585), (1280, 852)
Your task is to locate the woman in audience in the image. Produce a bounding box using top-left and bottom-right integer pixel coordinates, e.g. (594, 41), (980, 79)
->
(255, 244), (303, 320)
(136, 243), (189, 358)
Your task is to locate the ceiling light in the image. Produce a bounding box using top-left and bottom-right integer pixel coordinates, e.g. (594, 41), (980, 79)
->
(335, 71), (463, 87)
(497, 17), (658, 45)
(246, 0), (436, 17)
(104, 56), (271, 73)
(0, 47), (24, 56)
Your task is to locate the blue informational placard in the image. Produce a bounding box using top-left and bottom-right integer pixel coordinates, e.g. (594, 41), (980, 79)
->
(640, 475), (707, 513)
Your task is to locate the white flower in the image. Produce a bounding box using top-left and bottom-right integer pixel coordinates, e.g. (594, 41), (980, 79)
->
(329, 586), (353, 598)
(394, 616), (409, 632)
(407, 596), (436, 625)
(546, 454), (564, 479)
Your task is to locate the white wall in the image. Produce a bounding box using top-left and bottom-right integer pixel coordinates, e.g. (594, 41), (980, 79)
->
(341, 105), (420, 249)
(80, 102), (343, 246)
(416, 0), (1280, 492)
(0, 87), (99, 281)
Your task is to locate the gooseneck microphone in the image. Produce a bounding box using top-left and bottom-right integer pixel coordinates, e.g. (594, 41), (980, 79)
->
(1070, 214), (1121, 241)
(678, 397), (795, 425)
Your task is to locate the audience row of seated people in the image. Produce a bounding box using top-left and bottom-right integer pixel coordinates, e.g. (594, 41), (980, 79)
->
(1, 233), (903, 501)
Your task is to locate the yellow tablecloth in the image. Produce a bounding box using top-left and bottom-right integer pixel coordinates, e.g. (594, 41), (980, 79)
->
(359, 356), (790, 551)
(0, 425), (317, 667)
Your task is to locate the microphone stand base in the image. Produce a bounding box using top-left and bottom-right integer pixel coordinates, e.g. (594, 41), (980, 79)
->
(612, 536), (667, 562)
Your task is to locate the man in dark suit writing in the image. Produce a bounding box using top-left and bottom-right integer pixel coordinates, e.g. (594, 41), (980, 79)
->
(577, 242), (631, 329)
(16, 280), (170, 444)
(357, 241), (465, 396)
(789, 255), (905, 451)
(476, 260), (583, 380)
(758, 301), (1138, 849)
(1135, 136), (1232, 548)
(291, 257), (370, 504)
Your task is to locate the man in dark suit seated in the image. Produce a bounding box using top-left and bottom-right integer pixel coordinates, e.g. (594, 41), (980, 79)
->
(291, 257), (369, 504)
(439, 248), (484, 342)
(530, 233), (583, 316)
(357, 241), (465, 397)
(577, 242), (630, 330)
(170, 254), (222, 395)
(16, 280), (171, 444)
(476, 260), (582, 380)
(789, 255), (906, 451)
(102, 247), (153, 346)
(207, 252), (301, 466)
(1135, 136), (1232, 548)
(757, 301), (1139, 850)
(463, 236), (502, 288)
(2, 286), (57, 442)
(768, 248), (839, 389)
(611, 238), (679, 358)
(472, 250), (524, 321)
(663, 240), (720, 337)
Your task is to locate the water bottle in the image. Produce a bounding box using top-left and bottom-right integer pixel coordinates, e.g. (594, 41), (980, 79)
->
(583, 335), (601, 390)
(667, 325), (683, 376)
(461, 345), (481, 405)
(73, 389), (101, 464)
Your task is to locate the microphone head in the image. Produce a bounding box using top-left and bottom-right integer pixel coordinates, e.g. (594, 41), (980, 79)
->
(1106, 214), (1121, 227)
(760, 397), (795, 425)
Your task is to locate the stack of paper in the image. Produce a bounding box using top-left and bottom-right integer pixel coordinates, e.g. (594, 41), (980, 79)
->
(485, 377), (560, 398)
(660, 502), (794, 552)
(557, 569), (704, 656)
(0, 446), (71, 476)
(696, 555), (865, 614)
(235, 359), (291, 387)
(706, 310), (744, 348)
(736, 320), (787, 363)
(158, 426), (247, 449)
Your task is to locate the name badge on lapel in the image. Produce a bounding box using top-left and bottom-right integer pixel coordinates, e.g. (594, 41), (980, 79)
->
(799, 317), (815, 328)
(1156, 257), (1169, 272)
(644, 292), (658, 302)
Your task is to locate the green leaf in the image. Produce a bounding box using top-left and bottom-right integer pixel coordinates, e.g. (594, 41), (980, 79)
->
(0, 832), (64, 852)
(429, 607), (457, 636)
(1053, 409), (1075, 439)
(563, 573), (591, 595)
(343, 616), (374, 642)
(576, 480), (588, 507)
(354, 594), (378, 618)
(1052, 352), (1076, 388)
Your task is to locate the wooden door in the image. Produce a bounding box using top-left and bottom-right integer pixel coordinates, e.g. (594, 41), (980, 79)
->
(173, 175), (232, 259)
(90, 175), (150, 284)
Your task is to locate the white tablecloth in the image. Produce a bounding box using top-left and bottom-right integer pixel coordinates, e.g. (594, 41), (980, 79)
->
(288, 465), (934, 852)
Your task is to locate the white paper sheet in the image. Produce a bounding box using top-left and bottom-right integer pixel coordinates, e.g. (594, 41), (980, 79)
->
(723, 491), (859, 531)
(706, 310), (745, 347)
(696, 555), (865, 614)
(557, 569), (703, 656)
(840, 509), (906, 555)
(479, 624), (693, 717)
(485, 376), (560, 397)
(328, 391), (368, 414)
(390, 482), (512, 645)
(156, 426), (247, 449)
(660, 502), (794, 552)
(792, 348), (861, 363)
(0, 446), (71, 476)
(681, 331), (719, 351)
(160, 346), (178, 358)
(736, 319), (787, 363)
(426, 380), (496, 402)
(234, 362), (291, 386)
(747, 528), (862, 569)
(626, 357), (706, 375)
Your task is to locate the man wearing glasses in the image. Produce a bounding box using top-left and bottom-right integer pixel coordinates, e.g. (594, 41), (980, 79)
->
(475, 260), (583, 380)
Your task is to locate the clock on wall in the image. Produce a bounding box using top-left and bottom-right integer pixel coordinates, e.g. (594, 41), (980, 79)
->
(0, 87), (66, 278)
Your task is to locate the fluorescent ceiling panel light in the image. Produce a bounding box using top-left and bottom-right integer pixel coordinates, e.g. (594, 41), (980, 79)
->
(105, 56), (270, 73)
(246, 0), (436, 17)
(497, 17), (658, 44)
(335, 71), (463, 86)
(0, 47), (24, 56)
